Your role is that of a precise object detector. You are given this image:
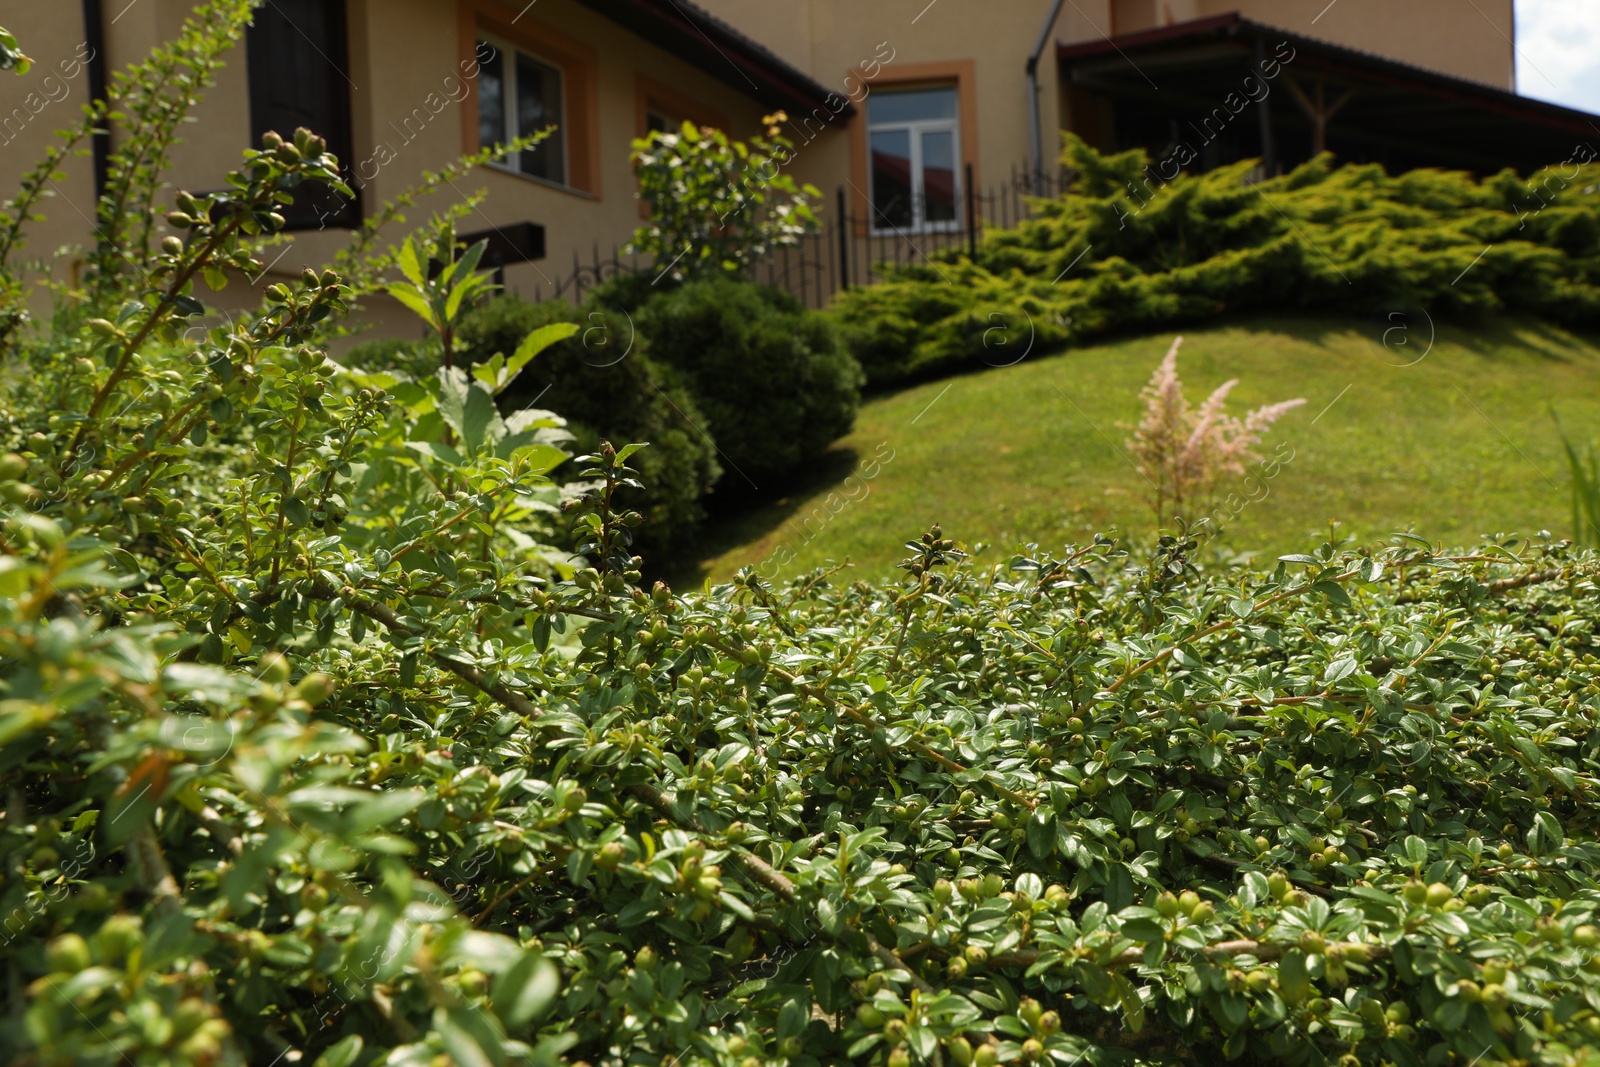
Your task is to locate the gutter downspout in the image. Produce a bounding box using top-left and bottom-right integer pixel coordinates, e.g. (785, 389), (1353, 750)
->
(81, 0), (109, 201)
(1026, 0), (1068, 194)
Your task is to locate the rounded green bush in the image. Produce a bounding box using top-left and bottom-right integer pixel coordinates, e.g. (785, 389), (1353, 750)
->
(638, 278), (863, 488)
(339, 335), (436, 380)
(456, 295), (719, 559)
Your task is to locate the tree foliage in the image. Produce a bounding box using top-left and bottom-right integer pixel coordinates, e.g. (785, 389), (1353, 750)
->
(630, 115), (821, 283)
(0, 25), (31, 74)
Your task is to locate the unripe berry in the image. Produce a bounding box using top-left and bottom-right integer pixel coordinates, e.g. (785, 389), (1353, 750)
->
(257, 651), (291, 684)
(46, 933), (90, 973)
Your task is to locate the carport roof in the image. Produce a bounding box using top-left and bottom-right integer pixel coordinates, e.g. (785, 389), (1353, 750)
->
(1056, 12), (1600, 174)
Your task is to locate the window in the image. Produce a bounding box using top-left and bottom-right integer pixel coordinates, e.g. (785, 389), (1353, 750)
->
(868, 87), (961, 232)
(245, 0), (359, 229)
(636, 78), (726, 140)
(477, 36), (567, 186)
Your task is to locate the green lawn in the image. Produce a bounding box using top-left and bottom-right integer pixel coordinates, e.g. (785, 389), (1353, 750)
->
(672, 315), (1600, 587)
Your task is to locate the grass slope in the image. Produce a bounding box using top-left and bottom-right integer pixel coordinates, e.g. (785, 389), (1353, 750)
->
(675, 314), (1600, 585)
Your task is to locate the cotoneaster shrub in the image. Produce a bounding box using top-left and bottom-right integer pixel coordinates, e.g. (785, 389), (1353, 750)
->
(833, 135), (1600, 388)
(3, 10), (1600, 1067)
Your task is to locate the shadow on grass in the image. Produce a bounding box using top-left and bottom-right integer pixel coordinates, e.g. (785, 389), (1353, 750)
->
(664, 444), (865, 589)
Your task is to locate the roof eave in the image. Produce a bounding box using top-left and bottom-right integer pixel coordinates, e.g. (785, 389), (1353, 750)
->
(578, 0), (854, 124)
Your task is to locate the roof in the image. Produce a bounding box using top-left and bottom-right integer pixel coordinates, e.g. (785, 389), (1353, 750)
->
(1049, 11), (1600, 173)
(577, 0), (854, 122)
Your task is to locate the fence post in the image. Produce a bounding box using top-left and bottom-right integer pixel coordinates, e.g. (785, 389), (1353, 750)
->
(836, 186), (850, 291)
(965, 163), (977, 259)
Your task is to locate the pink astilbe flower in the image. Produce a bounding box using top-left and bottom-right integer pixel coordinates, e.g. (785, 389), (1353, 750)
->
(1124, 337), (1305, 526)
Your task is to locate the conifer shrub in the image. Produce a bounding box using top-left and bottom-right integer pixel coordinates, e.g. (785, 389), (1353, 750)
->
(834, 135), (1600, 387)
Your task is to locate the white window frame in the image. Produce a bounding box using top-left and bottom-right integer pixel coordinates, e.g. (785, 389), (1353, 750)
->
(478, 33), (569, 189)
(867, 89), (963, 235)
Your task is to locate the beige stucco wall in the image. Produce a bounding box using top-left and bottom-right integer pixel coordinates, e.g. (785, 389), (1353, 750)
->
(1195, 0), (1515, 88)
(1108, 0), (1515, 88)
(697, 0), (1112, 192)
(0, 6), (100, 293)
(0, 0), (794, 339)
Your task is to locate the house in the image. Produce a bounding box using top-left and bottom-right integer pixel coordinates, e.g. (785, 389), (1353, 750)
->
(0, 0), (845, 331)
(1, 0), (1596, 326)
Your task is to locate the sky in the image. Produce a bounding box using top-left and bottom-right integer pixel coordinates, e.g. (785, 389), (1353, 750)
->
(1516, 0), (1600, 112)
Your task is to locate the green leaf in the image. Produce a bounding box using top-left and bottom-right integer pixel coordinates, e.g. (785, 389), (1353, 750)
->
(346, 788), (426, 835)
(494, 322), (579, 396)
(406, 440), (466, 467)
(1277, 949), (1310, 1004)
(1403, 835), (1428, 866)
(396, 238), (426, 287)
(777, 997), (808, 1039)
(1113, 971), (1146, 1032)
(438, 1005), (502, 1067)
(101, 766), (163, 847)
(1324, 656), (1358, 684)
(501, 441), (568, 474)
(312, 1036), (364, 1067)
(1026, 810), (1058, 859)
(492, 951), (560, 1028)
(386, 282), (437, 328)
(1311, 580), (1352, 607)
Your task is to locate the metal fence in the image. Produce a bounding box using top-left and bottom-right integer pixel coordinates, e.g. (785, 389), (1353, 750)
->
(528, 163), (1070, 311)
